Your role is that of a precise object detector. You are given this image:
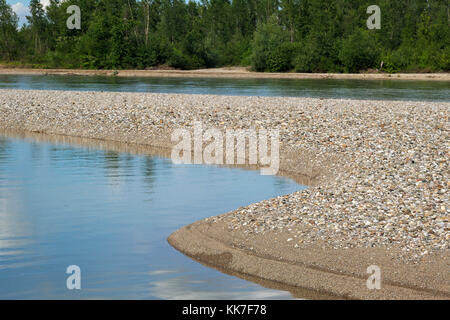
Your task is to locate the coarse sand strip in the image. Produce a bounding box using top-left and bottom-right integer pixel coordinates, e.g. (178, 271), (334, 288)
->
(168, 222), (449, 300)
(1, 67), (449, 81)
(0, 89), (448, 299)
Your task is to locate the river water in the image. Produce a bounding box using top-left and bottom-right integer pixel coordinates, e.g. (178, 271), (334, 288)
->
(0, 133), (309, 299)
(0, 74), (448, 101)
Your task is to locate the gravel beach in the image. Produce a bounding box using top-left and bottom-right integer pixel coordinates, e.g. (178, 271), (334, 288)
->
(0, 89), (448, 299)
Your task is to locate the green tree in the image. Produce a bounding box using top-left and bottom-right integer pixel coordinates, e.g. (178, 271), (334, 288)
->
(0, 0), (19, 61)
(26, 0), (49, 55)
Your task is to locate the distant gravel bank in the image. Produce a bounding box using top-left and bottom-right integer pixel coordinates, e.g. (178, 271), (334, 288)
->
(1, 67), (449, 81)
(0, 89), (448, 299)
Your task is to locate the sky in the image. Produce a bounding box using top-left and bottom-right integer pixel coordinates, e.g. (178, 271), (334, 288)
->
(7, 1), (51, 26)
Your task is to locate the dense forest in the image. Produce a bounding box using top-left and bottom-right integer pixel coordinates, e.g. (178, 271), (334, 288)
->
(0, 0), (449, 73)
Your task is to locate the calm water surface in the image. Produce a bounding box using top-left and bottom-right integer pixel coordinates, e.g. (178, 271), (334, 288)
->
(0, 74), (448, 101)
(0, 134), (305, 299)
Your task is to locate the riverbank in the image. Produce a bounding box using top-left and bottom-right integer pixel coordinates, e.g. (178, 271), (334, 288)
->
(0, 89), (448, 299)
(1, 66), (449, 81)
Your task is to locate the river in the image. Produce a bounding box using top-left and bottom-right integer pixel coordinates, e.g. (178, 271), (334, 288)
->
(0, 74), (448, 101)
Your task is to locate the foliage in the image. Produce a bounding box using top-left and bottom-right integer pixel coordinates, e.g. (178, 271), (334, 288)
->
(339, 29), (380, 73)
(251, 15), (289, 72)
(0, 0), (448, 73)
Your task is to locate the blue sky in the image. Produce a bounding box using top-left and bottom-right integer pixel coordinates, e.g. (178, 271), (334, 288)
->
(7, 1), (50, 26)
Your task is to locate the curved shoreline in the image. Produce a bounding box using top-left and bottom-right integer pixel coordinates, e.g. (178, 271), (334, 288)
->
(0, 89), (448, 299)
(1, 67), (449, 81)
(168, 222), (449, 300)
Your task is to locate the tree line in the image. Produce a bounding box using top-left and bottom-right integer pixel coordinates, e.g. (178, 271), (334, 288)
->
(0, 0), (449, 73)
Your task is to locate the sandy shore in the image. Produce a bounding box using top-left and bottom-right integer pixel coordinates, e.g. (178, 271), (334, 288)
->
(1, 66), (449, 81)
(0, 89), (448, 299)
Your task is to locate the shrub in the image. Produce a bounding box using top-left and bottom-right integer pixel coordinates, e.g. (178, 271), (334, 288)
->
(251, 15), (289, 72)
(339, 29), (379, 73)
(168, 47), (190, 69)
(381, 45), (413, 73)
(266, 42), (296, 72)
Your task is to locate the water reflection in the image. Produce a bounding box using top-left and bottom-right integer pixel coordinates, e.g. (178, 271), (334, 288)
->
(142, 158), (156, 193)
(0, 131), (307, 299)
(150, 276), (294, 300)
(0, 138), (10, 162)
(0, 189), (32, 253)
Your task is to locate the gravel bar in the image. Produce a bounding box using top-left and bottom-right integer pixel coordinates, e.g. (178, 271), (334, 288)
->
(0, 89), (448, 299)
